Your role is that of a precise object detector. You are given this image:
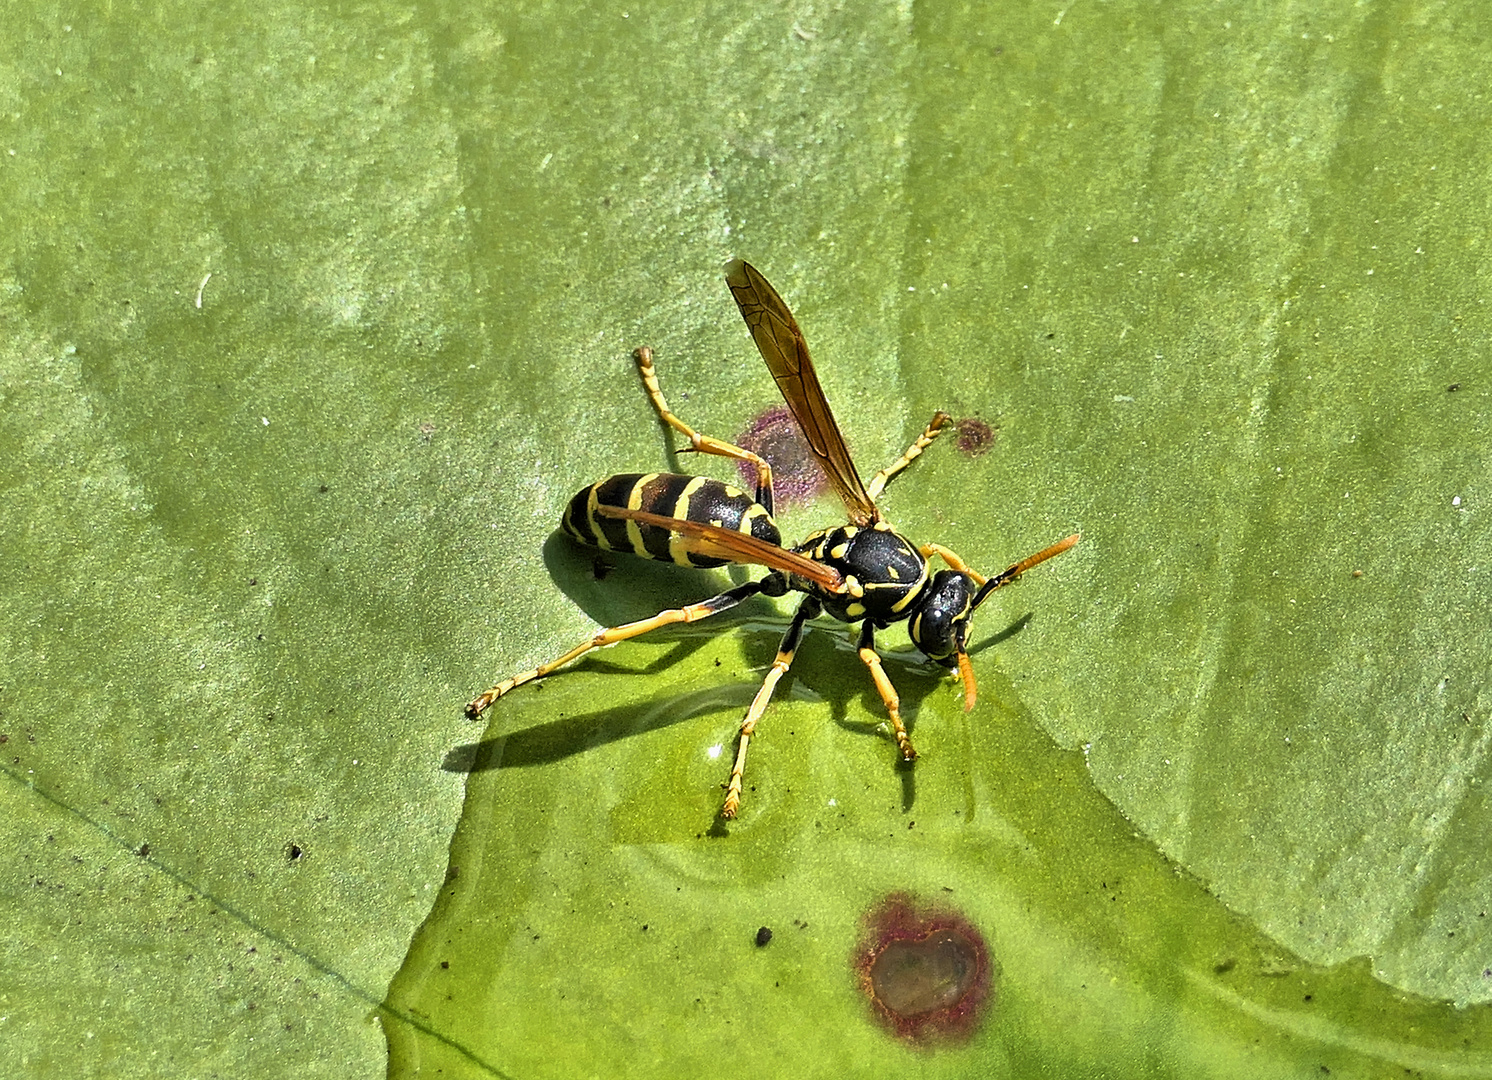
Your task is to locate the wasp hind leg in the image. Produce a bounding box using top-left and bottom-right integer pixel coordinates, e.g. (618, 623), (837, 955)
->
(466, 579), (767, 719)
(633, 346), (776, 514)
(721, 595), (820, 819)
(866, 411), (950, 500)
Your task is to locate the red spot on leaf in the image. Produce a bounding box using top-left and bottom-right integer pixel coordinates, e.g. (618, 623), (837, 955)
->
(853, 892), (995, 1045)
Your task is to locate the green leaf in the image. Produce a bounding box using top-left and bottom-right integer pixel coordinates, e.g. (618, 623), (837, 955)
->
(2, 1), (1489, 1078)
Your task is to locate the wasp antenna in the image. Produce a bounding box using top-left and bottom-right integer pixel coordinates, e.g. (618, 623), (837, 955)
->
(957, 648), (978, 712)
(1007, 533), (1080, 579)
(971, 533), (1080, 610)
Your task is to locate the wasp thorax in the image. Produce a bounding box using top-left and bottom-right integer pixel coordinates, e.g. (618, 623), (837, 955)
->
(800, 524), (929, 625)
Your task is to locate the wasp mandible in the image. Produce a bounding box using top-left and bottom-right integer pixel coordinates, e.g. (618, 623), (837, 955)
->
(468, 260), (1078, 819)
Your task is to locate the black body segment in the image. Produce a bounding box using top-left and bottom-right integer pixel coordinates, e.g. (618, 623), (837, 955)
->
(906, 571), (976, 667)
(793, 521), (930, 625)
(561, 471), (781, 568)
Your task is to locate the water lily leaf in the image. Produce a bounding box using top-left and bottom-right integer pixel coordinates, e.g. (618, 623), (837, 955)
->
(2, 2), (1489, 1079)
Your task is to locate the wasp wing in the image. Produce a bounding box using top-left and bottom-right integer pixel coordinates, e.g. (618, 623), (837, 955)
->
(724, 259), (880, 526)
(595, 504), (845, 593)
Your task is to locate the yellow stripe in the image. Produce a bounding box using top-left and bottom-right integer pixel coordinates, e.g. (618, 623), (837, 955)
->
(584, 484), (612, 550)
(668, 476), (709, 564)
(888, 561), (929, 613)
(625, 474), (658, 557)
(676, 475), (709, 516)
(629, 474), (658, 509)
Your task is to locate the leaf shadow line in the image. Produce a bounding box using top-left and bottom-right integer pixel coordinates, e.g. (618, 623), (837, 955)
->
(0, 763), (519, 1080)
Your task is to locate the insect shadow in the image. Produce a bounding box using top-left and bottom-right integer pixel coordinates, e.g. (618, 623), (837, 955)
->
(457, 262), (1075, 820)
(445, 530), (1041, 809)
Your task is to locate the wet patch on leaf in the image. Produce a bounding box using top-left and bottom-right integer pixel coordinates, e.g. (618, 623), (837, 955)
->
(736, 405), (827, 507)
(853, 891), (995, 1045)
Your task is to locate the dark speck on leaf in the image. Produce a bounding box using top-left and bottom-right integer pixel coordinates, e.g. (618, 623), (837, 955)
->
(755, 926), (773, 947)
(955, 417), (997, 456)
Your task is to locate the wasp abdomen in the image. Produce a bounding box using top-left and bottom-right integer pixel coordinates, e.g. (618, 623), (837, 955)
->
(562, 472), (781, 568)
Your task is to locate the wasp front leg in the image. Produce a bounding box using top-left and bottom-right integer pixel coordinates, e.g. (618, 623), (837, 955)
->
(866, 412), (950, 501)
(918, 541), (989, 586)
(855, 622), (917, 763)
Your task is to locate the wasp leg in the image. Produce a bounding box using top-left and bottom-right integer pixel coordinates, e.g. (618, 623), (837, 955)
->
(855, 622), (917, 763)
(918, 541), (989, 586)
(633, 346), (776, 514)
(866, 411), (950, 500)
(722, 595), (820, 819)
(466, 579), (768, 719)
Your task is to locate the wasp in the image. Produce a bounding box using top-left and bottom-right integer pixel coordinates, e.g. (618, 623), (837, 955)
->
(468, 260), (1078, 819)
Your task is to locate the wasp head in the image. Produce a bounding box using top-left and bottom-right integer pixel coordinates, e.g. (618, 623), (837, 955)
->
(908, 571), (1007, 712)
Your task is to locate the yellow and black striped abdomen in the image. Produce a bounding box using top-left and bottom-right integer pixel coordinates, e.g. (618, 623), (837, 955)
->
(561, 472), (781, 568)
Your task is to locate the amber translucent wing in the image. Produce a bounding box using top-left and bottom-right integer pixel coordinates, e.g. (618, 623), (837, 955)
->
(595, 505), (845, 592)
(724, 259), (880, 526)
